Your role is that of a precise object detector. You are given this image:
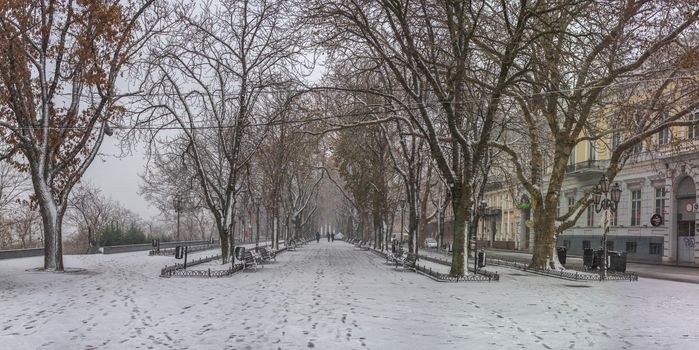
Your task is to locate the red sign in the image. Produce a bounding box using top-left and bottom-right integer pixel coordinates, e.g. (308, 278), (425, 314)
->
(650, 214), (663, 227)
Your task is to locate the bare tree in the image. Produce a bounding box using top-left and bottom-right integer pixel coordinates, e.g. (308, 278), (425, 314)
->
(134, 0), (311, 261)
(309, 1), (536, 275)
(490, 1), (699, 269)
(68, 183), (112, 253)
(0, 0), (159, 270)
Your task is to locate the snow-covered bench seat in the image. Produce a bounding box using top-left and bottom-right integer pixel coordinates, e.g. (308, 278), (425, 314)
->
(256, 246), (276, 262)
(394, 253), (417, 271)
(242, 251), (261, 271)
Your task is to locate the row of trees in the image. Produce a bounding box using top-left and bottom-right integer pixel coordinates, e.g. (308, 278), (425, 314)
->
(1, 0), (697, 274)
(307, 0), (699, 273)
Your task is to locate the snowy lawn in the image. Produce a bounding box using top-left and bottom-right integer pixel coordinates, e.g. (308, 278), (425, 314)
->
(1, 241), (698, 349)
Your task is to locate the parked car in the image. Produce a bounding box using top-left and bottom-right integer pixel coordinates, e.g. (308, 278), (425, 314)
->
(425, 238), (438, 248)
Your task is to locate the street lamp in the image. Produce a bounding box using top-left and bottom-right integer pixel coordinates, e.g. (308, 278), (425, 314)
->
(173, 194), (183, 241)
(476, 201), (487, 272)
(592, 174), (622, 278)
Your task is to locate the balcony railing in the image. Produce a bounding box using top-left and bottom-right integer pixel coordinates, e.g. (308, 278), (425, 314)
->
(565, 159), (609, 175)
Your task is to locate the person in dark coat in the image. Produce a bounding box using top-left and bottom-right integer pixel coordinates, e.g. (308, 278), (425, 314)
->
(316, 231), (320, 243)
(327, 232), (330, 242)
(331, 233), (335, 242)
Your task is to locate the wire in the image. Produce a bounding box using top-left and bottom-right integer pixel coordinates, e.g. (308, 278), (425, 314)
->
(4, 73), (697, 132)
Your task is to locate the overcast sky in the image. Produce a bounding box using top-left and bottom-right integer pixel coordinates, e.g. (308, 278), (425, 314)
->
(81, 59), (327, 223)
(83, 137), (159, 219)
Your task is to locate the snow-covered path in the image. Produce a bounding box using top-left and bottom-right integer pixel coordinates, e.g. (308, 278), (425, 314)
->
(2, 241), (699, 349)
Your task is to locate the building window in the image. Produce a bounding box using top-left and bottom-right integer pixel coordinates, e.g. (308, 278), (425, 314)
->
(587, 206), (595, 227)
(582, 240), (591, 250)
(556, 199), (561, 219)
(563, 240), (570, 249)
(589, 141), (596, 160)
(689, 111), (699, 139)
(568, 147), (576, 165)
(649, 243), (663, 255)
(607, 240), (614, 251)
(612, 132), (621, 150)
(568, 196), (575, 210)
(655, 187), (666, 220)
(630, 190), (641, 226)
(626, 241), (637, 253)
(610, 209), (618, 227)
(631, 142), (642, 154)
(658, 127), (670, 145)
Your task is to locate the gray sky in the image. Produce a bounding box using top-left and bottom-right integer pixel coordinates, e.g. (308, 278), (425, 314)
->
(81, 57), (327, 223)
(83, 137), (159, 219)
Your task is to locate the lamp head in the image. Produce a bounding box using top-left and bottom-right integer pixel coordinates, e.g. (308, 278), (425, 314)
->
(592, 185), (602, 205)
(599, 174), (610, 193)
(610, 183), (622, 203)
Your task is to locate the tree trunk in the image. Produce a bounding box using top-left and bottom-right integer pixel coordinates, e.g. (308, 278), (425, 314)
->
(219, 228), (230, 264)
(40, 199), (64, 271)
(272, 216), (279, 250)
(449, 196), (469, 276)
(530, 210), (558, 269)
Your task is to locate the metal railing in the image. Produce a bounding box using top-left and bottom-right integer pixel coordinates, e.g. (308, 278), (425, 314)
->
(485, 256), (638, 282)
(414, 264), (499, 282)
(149, 243), (220, 256)
(160, 247), (286, 278)
(368, 248), (499, 282)
(565, 159), (609, 174)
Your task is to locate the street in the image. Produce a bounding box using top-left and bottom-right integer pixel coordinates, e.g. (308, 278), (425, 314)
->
(2, 242), (699, 349)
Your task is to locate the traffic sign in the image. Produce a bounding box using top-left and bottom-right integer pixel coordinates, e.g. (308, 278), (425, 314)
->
(685, 203), (694, 213)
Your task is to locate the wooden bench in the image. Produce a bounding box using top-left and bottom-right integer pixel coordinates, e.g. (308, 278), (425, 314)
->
(394, 253), (417, 271)
(386, 248), (404, 264)
(256, 246), (276, 262)
(242, 251), (260, 271)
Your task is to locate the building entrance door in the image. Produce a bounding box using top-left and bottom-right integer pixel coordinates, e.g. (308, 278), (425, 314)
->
(678, 220), (695, 263)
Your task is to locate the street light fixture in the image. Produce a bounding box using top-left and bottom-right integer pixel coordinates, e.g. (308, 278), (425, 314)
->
(592, 174), (621, 278)
(476, 201), (487, 272)
(173, 194), (183, 241)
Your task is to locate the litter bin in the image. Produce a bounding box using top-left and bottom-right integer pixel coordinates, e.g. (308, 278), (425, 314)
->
(477, 250), (486, 268)
(234, 246), (246, 260)
(593, 249), (606, 270)
(583, 248), (594, 269)
(608, 251), (627, 272)
(556, 247), (567, 266)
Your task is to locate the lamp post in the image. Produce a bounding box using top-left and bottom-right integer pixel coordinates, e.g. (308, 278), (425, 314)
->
(592, 174), (622, 279)
(476, 201), (487, 272)
(400, 200), (405, 248)
(173, 194), (183, 241)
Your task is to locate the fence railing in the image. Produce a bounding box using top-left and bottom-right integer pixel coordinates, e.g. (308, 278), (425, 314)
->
(417, 254), (500, 281)
(485, 256), (639, 282)
(368, 248), (499, 282)
(149, 243), (220, 256)
(160, 246), (286, 278)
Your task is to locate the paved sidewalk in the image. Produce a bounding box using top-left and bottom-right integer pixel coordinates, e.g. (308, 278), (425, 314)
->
(419, 248), (699, 284)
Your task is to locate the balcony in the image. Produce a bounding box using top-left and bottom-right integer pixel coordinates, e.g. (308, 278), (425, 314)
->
(481, 207), (502, 217)
(565, 159), (609, 178)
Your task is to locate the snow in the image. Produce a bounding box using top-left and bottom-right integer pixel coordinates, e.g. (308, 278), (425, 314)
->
(2, 242), (699, 349)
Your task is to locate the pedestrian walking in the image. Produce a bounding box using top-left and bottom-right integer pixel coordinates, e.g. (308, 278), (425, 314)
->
(327, 232), (330, 242)
(316, 231), (320, 243)
(331, 233), (335, 242)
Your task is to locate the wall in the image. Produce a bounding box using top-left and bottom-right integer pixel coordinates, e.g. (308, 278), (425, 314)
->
(0, 248), (44, 260)
(99, 240), (213, 254)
